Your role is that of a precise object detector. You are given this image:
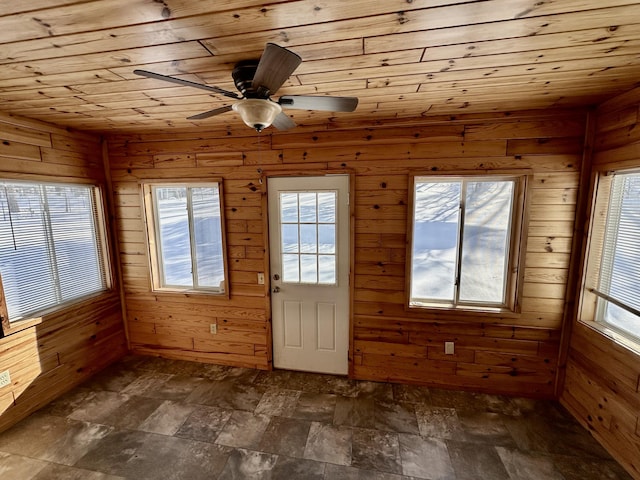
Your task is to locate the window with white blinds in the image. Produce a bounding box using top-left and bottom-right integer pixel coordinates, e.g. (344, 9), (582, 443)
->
(593, 171), (640, 341)
(0, 181), (109, 322)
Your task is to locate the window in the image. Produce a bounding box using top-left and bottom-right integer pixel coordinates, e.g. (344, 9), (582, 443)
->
(409, 174), (526, 311)
(583, 170), (640, 345)
(0, 180), (109, 323)
(144, 182), (227, 294)
(280, 191), (337, 285)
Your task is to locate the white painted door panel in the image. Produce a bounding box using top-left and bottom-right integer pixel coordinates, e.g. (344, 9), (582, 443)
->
(268, 175), (350, 375)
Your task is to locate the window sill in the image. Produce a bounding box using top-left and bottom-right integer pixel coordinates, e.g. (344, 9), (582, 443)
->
(408, 302), (519, 317)
(578, 319), (640, 357)
(150, 288), (229, 300)
(1, 316), (43, 337)
(1, 290), (114, 338)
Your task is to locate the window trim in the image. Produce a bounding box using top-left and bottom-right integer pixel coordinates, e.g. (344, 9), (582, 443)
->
(142, 180), (229, 297)
(406, 171), (530, 314)
(0, 272), (11, 335)
(0, 178), (112, 335)
(578, 167), (640, 353)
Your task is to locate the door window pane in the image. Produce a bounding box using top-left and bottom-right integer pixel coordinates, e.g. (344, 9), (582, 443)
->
(281, 224), (299, 253)
(318, 224), (335, 254)
(299, 193), (317, 222)
(300, 255), (318, 283)
(280, 193), (298, 222)
(283, 254), (300, 282)
(279, 191), (337, 285)
(318, 255), (336, 284)
(300, 224), (317, 254)
(318, 192), (336, 222)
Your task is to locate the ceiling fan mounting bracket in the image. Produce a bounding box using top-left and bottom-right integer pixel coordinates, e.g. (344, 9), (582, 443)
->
(232, 60), (262, 98)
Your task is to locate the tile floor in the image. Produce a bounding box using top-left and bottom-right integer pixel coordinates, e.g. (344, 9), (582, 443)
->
(0, 355), (633, 480)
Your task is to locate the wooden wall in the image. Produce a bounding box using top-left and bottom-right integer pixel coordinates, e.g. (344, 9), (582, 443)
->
(561, 87), (640, 479)
(0, 112), (127, 433)
(107, 108), (586, 397)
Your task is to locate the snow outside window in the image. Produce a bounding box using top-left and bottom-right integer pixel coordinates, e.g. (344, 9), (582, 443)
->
(279, 191), (337, 285)
(593, 171), (640, 342)
(147, 183), (227, 293)
(0, 180), (108, 322)
(409, 175), (521, 310)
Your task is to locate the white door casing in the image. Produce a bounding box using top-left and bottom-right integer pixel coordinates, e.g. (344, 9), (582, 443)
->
(268, 175), (350, 375)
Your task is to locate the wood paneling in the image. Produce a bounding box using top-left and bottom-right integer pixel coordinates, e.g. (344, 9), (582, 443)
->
(561, 86), (640, 480)
(108, 107), (585, 397)
(0, 1), (639, 132)
(0, 112), (127, 433)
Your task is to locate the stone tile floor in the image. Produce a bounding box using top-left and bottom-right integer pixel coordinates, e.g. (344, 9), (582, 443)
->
(0, 355), (633, 479)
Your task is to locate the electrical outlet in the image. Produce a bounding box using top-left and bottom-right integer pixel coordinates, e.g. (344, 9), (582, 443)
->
(0, 370), (11, 388)
(209, 324), (217, 335)
(444, 342), (455, 355)
(257, 273), (265, 285)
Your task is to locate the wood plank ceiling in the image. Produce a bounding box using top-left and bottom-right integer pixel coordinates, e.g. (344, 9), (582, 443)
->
(0, 0), (639, 133)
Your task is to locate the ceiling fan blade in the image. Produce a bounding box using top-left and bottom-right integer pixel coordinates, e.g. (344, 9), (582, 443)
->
(187, 105), (233, 120)
(133, 69), (240, 99)
(252, 43), (302, 96)
(272, 112), (296, 131)
(279, 95), (358, 112)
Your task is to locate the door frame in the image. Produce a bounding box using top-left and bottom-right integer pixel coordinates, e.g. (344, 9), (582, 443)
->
(261, 170), (355, 376)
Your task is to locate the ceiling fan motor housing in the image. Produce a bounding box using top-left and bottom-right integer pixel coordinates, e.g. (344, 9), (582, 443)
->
(232, 60), (266, 98)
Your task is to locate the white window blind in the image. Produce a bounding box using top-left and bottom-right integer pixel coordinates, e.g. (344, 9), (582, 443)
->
(0, 181), (108, 322)
(594, 171), (640, 339)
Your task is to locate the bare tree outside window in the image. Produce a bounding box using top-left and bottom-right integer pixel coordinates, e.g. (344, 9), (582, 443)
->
(409, 176), (519, 310)
(146, 183), (227, 294)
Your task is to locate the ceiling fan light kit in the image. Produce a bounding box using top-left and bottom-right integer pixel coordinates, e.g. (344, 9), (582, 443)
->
(134, 43), (358, 132)
(232, 99), (282, 132)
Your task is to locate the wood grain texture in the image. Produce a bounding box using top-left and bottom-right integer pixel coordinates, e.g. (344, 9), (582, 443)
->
(0, 1), (638, 132)
(107, 108), (585, 398)
(0, 114), (127, 433)
(560, 85), (640, 480)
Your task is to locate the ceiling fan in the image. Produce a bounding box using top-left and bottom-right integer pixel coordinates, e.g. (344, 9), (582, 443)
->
(133, 43), (358, 132)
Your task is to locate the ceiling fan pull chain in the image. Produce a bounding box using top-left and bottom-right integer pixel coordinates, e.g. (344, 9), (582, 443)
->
(257, 130), (264, 185)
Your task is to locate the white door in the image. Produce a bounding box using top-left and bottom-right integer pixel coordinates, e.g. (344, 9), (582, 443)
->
(268, 175), (350, 375)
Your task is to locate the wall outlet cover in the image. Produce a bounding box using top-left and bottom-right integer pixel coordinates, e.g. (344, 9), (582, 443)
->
(444, 342), (455, 355)
(210, 324), (217, 335)
(0, 370), (11, 388)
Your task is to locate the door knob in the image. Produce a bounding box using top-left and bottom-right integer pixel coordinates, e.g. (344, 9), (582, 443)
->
(272, 286), (280, 293)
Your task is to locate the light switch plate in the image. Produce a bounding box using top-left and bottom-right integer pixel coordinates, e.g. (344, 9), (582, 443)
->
(444, 342), (455, 355)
